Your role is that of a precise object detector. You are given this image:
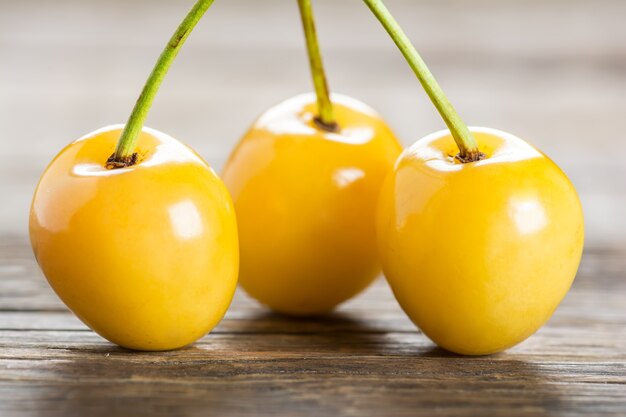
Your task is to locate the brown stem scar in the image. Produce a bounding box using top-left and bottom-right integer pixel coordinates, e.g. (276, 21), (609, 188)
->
(106, 152), (139, 169)
(313, 116), (340, 133)
(455, 151), (487, 164)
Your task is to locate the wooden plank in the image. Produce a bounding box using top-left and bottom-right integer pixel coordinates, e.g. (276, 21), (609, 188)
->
(0, 238), (625, 416)
(0, 326), (624, 360)
(0, 328), (624, 415)
(0, 378), (621, 417)
(0, 339), (624, 417)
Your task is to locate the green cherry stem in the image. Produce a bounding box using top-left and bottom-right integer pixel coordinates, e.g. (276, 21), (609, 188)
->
(362, 0), (484, 162)
(107, 0), (216, 168)
(297, 0), (338, 132)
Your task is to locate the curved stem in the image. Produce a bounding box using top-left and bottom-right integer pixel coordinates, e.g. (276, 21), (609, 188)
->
(107, 0), (216, 168)
(297, 0), (338, 132)
(362, 0), (483, 162)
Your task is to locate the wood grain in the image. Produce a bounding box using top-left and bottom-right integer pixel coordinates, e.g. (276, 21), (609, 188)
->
(0, 236), (625, 417)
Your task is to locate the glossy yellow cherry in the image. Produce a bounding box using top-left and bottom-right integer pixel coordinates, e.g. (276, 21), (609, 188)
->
(377, 127), (584, 355)
(222, 93), (402, 315)
(30, 125), (238, 351)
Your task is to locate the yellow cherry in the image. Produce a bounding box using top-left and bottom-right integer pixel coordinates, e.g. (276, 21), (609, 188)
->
(30, 125), (239, 350)
(363, 0), (584, 354)
(377, 127), (584, 355)
(222, 93), (402, 315)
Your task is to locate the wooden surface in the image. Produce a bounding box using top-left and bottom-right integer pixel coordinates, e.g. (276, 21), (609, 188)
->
(1, 239), (626, 417)
(1, 0), (626, 416)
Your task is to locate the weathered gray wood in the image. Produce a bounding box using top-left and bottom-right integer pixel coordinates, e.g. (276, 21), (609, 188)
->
(0, 236), (625, 416)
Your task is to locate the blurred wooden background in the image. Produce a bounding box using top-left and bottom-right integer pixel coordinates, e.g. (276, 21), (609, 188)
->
(1, 0), (625, 246)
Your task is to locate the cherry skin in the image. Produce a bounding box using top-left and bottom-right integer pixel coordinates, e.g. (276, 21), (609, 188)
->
(222, 93), (402, 315)
(30, 125), (239, 351)
(377, 127), (584, 355)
